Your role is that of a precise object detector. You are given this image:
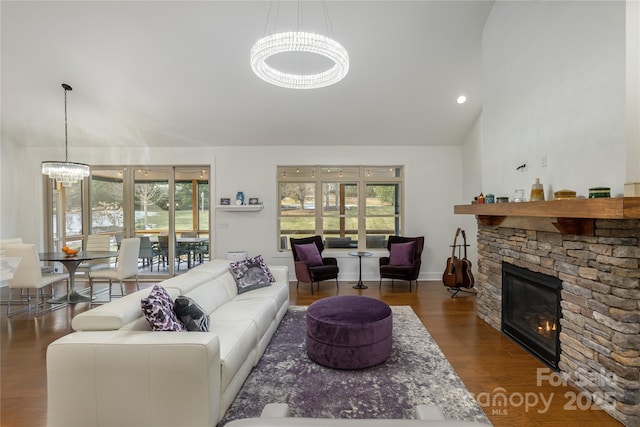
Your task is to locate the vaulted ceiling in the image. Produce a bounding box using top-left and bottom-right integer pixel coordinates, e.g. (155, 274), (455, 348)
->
(1, 1), (493, 149)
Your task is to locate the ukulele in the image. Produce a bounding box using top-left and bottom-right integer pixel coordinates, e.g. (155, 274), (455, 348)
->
(460, 229), (475, 288)
(442, 228), (464, 288)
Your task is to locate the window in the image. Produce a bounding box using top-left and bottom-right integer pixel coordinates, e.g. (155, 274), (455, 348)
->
(44, 165), (210, 277)
(278, 166), (403, 250)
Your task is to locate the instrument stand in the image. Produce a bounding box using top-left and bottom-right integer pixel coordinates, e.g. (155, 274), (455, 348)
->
(449, 244), (469, 259)
(446, 243), (476, 298)
(446, 285), (477, 298)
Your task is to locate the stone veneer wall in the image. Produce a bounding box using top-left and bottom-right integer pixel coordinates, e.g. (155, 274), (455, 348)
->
(475, 220), (639, 426)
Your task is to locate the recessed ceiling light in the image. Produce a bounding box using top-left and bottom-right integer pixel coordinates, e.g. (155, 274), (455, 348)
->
(457, 95), (467, 104)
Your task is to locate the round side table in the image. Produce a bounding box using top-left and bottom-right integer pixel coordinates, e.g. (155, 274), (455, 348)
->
(348, 251), (372, 289)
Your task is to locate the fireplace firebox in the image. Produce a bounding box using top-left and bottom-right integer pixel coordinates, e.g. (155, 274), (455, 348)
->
(502, 262), (562, 369)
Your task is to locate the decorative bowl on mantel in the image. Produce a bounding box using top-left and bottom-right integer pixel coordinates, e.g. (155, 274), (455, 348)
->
(588, 187), (611, 198)
(553, 189), (576, 200)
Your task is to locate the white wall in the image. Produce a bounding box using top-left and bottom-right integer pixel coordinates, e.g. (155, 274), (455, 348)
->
(627, 0), (640, 184)
(6, 144), (465, 282)
(482, 1), (626, 199)
(0, 137), (21, 241)
(460, 112), (483, 269)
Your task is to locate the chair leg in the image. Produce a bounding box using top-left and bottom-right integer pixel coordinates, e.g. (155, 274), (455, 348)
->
(310, 282), (314, 295)
(335, 278), (339, 289)
(120, 280), (125, 297)
(135, 275), (139, 291)
(7, 288), (13, 317)
(296, 280), (300, 290)
(379, 278), (382, 289)
(34, 288), (43, 317)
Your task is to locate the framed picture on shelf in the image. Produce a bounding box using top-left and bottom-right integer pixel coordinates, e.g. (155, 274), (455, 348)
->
(248, 198), (259, 205)
(220, 198), (231, 205)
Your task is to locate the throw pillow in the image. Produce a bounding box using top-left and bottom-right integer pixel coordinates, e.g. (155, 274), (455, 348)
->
(295, 243), (323, 267)
(141, 284), (186, 332)
(230, 254), (275, 282)
(249, 255), (276, 282)
(389, 241), (415, 266)
(229, 258), (273, 294)
(174, 296), (210, 332)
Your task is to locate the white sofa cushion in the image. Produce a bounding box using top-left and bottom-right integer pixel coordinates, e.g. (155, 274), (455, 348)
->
(211, 299), (277, 344)
(210, 319), (258, 391)
(189, 258), (237, 277)
(158, 270), (216, 295)
(182, 277), (234, 314)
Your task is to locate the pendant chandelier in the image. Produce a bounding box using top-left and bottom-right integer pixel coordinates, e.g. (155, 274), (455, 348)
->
(250, 1), (349, 90)
(41, 84), (90, 187)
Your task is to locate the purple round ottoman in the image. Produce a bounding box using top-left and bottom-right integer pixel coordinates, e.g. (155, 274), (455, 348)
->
(306, 296), (393, 369)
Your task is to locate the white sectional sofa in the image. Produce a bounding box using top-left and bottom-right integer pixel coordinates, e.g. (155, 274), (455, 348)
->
(46, 259), (289, 427)
(225, 404), (492, 427)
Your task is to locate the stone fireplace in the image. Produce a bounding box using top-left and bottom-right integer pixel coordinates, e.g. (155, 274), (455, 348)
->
(455, 198), (640, 427)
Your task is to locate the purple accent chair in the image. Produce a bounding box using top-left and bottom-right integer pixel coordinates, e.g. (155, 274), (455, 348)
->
(379, 236), (424, 291)
(290, 236), (339, 295)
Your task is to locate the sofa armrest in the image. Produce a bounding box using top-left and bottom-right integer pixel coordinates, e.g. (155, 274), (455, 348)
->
(260, 403), (292, 418)
(294, 261), (313, 283)
(47, 331), (222, 427)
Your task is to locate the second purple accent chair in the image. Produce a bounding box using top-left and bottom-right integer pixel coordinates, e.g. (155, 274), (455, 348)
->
(379, 236), (424, 291)
(290, 236), (339, 295)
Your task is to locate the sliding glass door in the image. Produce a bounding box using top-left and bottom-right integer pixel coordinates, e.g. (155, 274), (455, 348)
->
(45, 165), (210, 279)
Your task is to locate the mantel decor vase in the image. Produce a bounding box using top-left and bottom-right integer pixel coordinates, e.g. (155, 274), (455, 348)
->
(236, 192), (245, 205)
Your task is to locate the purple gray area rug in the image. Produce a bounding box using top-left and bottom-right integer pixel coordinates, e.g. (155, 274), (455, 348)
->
(218, 306), (491, 426)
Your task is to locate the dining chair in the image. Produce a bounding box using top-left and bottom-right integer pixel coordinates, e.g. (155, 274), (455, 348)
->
(89, 237), (140, 304)
(76, 234), (112, 277)
(181, 232), (207, 265)
(138, 236), (155, 271)
(4, 244), (68, 317)
(157, 235), (189, 271)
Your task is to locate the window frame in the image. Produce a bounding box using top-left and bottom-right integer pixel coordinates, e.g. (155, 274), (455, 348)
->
(277, 166), (404, 250)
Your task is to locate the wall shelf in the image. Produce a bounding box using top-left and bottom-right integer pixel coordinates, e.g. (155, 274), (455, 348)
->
(215, 205), (264, 212)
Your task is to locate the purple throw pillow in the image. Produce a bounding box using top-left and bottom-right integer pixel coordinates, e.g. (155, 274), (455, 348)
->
(389, 241), (415, 266)
(295, 243), (323, 267)
(141, 284), (186, 332)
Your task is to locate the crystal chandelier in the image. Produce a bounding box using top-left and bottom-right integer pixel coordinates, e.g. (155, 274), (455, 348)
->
(250, 2), (349, 90)
(41, 84), (90, 187)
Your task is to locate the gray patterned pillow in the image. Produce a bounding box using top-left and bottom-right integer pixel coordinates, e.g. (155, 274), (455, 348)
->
(141, 284), (186, 332)
(230, 255), (275, 282)
(174, 296), (210, 332)
(229, 258), (273, 294)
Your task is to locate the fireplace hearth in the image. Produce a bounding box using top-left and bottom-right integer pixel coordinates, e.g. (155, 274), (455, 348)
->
(502, 262), (562, 369)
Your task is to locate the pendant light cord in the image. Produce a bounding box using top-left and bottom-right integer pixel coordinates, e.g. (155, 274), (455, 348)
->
(64, 85), (69, 162)
(61, 83), (73, 162)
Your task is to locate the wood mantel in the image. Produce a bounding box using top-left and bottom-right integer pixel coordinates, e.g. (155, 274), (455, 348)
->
(454, 197), (640, 235)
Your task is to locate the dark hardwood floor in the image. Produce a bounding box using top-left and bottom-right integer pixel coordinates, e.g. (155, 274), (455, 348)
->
(0, 278), (622, 427)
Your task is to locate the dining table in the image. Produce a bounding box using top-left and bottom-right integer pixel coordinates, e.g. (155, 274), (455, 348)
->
(177, 237), (208, 268)
(147, 236), (208, 269)
(39, 251), (118, 304)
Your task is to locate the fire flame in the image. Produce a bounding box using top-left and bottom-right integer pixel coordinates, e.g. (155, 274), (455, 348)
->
(537, 320), (557, 335)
